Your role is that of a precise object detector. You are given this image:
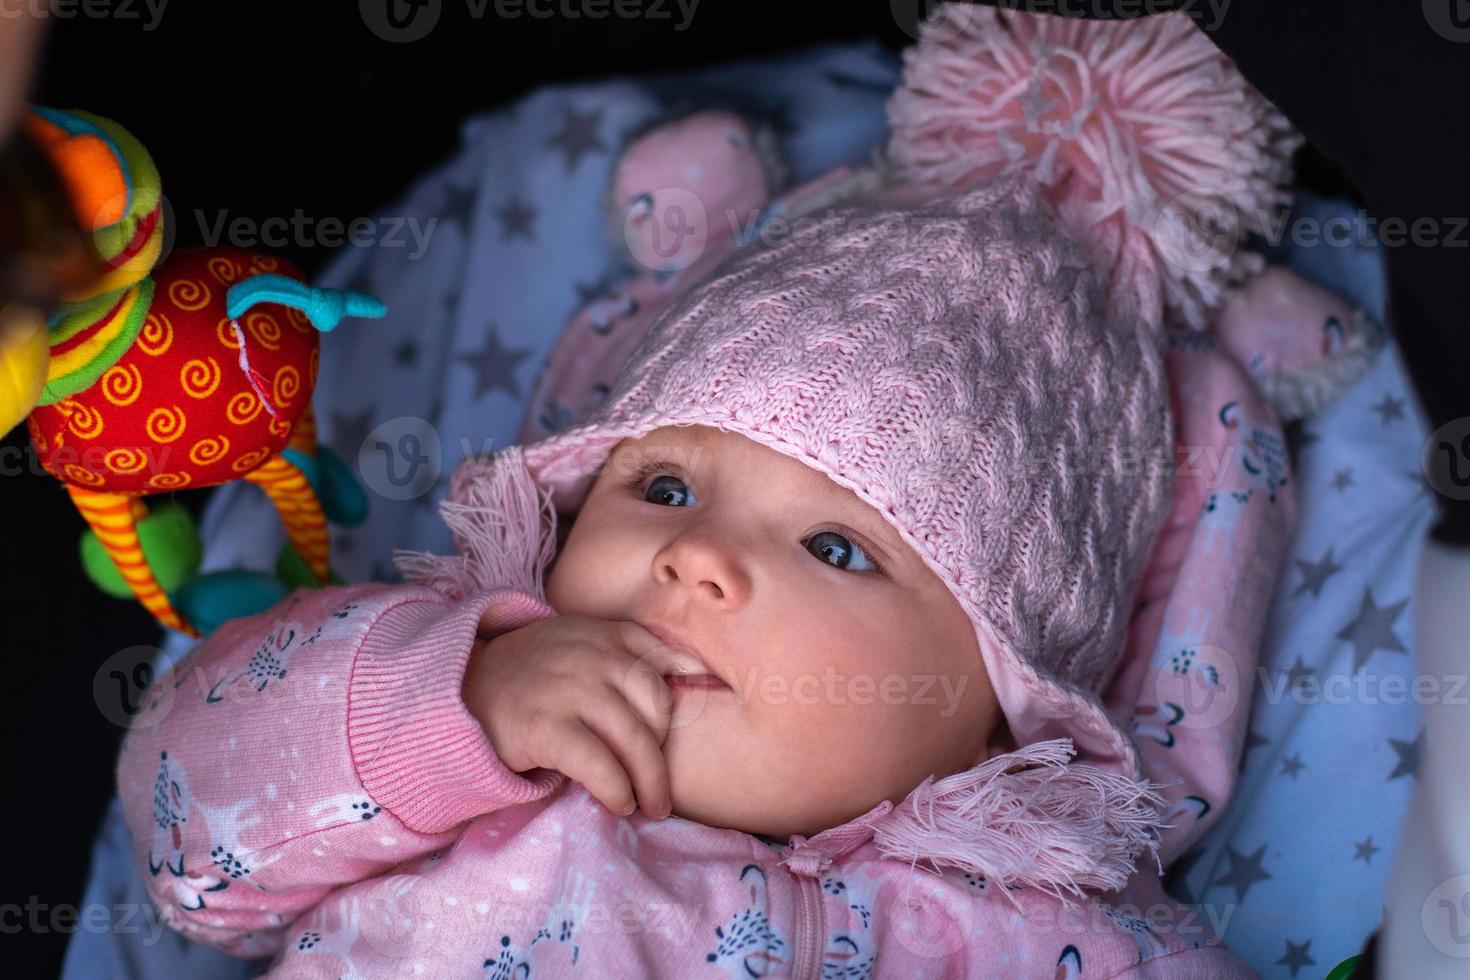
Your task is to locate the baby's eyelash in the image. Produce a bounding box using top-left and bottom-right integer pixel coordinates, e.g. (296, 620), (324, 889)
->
(623, 458), (675, 492)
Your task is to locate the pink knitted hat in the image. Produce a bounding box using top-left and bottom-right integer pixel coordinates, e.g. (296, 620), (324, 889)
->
(401, 5), (1298, 898)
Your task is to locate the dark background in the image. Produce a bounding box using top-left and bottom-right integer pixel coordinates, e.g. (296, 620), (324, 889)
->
(0, 0), (1425, 975)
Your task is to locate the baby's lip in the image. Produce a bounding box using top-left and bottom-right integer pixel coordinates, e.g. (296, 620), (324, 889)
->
(640, 621), (724, 684)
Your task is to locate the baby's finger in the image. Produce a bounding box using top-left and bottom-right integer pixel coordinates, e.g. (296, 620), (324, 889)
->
(550, 719), (638, 817)
(614, 620), (708, 678)
(612, 652), (676, 745)
(581, 693), (671, 821)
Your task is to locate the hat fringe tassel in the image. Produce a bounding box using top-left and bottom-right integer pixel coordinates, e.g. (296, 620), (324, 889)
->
(871, 738), (1168, 904)
(394, 445), (559, 602)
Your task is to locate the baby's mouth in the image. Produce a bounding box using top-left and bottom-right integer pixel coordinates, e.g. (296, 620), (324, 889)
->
(662, 671), (730, 691)
(640, 620), (730, 689)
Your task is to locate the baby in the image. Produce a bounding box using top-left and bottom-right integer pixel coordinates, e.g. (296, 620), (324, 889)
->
(115, 8), (1298, 975)
(118, 174), (1258, 978)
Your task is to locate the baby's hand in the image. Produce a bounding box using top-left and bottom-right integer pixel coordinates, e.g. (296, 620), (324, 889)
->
(463, 614), (704, 820)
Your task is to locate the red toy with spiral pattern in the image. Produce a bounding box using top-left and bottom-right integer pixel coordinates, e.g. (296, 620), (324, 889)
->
(22, 106), (385, 636)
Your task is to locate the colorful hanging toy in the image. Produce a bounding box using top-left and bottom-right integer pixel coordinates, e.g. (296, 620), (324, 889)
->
(16, 106), (385, 636)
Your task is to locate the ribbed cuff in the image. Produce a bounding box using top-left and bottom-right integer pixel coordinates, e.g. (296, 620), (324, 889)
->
(348, 587), (565, 834)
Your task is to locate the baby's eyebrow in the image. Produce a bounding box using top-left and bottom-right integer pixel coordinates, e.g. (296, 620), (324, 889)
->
(811, 478), (906, 555)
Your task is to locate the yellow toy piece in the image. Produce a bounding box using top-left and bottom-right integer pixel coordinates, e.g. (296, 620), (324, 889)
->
(0, 301), (48, 435)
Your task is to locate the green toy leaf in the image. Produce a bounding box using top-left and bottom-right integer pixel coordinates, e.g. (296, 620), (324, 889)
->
(80, 501), (201, 599)
(275, 542), (344, 589)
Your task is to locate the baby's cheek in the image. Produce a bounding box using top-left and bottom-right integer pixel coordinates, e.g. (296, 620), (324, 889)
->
(798, 688), (925, 769)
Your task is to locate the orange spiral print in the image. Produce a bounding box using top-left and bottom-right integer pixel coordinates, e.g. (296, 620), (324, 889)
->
(101, 363), (143, 407)
(61, 463), (104, 487)
(167, 277), (212, 312)
(27, 420), (47, 453)
(137, 311), (174, 357)
(180, 357), (222, 399)
(207, 256), (240, 284)
(216, 316), (241, 350)
(272, 365), (301, 407)
(189, 436), (230, 467)
(65, 400), (104, 439)
(147, 471), (193, 490)
(146, 405), (187, 443)
(285, 306), (313, 334)
(247, 255), (280, 274)
(104, 447), (149, 475)
(245, 311), (282, 351)
(231, 447), (270, 473)
(267, 414), (292, 438)
(226, 391), (263, 425)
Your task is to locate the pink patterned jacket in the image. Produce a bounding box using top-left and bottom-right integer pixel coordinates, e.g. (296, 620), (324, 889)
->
(120, 579), (1250, 980)
(110, 310), (1339, 977)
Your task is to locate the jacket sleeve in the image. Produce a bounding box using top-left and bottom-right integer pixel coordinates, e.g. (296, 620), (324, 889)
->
(116, 581), (566, 957)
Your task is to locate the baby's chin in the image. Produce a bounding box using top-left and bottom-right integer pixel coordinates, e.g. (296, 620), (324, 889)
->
(666, 782), (832, 841)
(660, 721), (877, 841)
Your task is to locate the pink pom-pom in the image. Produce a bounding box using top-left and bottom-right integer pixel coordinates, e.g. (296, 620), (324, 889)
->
(887, 4), (1303, 330)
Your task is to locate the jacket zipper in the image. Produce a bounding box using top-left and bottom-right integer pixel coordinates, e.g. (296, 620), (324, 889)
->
(789, 871), (825, 980)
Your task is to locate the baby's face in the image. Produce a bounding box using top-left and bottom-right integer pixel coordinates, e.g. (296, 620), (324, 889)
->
(543, 424), (1003, 839)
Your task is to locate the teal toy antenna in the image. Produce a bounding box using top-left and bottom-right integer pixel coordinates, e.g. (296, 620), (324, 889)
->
(226, 274), (387, 332)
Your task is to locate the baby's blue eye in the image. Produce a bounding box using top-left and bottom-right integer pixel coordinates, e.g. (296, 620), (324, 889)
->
(805, 530), (880, 574)
(643, 474), (694, 507)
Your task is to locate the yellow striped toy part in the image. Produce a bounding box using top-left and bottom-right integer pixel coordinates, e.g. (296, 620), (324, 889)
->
(244, 453), (331, 583)
(66, 484), (198, 636)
